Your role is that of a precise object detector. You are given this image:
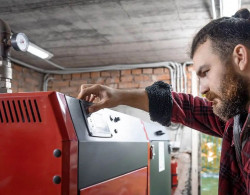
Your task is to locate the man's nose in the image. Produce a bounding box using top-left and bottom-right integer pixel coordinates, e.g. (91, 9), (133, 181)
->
(200, 80), (209, 95)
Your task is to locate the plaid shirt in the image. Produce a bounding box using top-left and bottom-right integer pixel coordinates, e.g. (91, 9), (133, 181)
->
(170, 92), (250, 195)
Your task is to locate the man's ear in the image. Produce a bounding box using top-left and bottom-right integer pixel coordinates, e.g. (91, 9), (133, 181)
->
(233, 44), (249, 71)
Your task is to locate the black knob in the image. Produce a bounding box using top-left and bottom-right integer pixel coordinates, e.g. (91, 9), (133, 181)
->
(53, 175), (61, 184)
(114, 117), (120, 122)
(53, 149), (62, 158)
(155, 130), (165, 136)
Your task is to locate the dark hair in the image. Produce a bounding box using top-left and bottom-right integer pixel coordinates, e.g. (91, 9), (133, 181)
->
(190, 8), (250, 61)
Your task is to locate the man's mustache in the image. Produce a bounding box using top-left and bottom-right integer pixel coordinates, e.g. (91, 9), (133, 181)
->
(204, 92), (220, 102)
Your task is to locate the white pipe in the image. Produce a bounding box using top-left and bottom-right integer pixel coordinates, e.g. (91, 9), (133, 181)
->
(43, 73), (49, 91)
(169, 62), (177, 91)
(183, 63), (187, 93)
(43, 73), (54, 91)
(164, 64), (174, 88)
(175, 63), (180, 92)
(211, 0), (217, 19)
(9, 57), (178, 91)
(191, 69), (199, 195)
(182, 62), (193, 93)
(180, 63), (183, 92)
(9, 57), (47, 73)
(176, 62), (181, 92)
(219, 0), (223, 17)
(9, 56), (178, 75)
(44, 59), (65, 70)
(175, 63), (179, 92)
(176, 62), (183, 93)
(10, 56), (192, 94)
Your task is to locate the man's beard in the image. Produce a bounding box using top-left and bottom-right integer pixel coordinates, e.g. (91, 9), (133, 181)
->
(206, 67), (249, 121)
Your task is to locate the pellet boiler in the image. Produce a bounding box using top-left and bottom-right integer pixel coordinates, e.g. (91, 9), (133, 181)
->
(0, 92), (171, 195)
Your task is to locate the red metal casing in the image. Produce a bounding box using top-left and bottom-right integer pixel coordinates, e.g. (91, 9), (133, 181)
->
(0, 92), (78, 195)
(80, 167), (148, 195)
(141, 120), (151, 195)
(0, 92), (155, 195)
(79, 119), (152, 195)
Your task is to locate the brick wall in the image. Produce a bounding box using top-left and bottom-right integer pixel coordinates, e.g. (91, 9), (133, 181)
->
(11, 64), (193, 96)
(48, 66), (193, 97)
(12, 64), (44, 93)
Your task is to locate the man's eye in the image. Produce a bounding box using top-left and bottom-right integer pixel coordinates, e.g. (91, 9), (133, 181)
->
(203, 70), (209, 76)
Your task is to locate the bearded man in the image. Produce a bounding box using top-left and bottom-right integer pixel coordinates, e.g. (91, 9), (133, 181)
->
(78, 9), (250, 195)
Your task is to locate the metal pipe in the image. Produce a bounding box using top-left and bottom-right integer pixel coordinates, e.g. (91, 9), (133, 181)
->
(10, 56), (192, 95)
(174, 63), (178, 92)
(211, 0), (217, 19)
(163, 64), (174, 87)
(169, 62), (177, 91)
(219, 0), (223, 17)
(175, 62), (183, 93)
(9, 56), (178, 75)
(179, 63), (184, 92)
(175, 63), (179, 92)
(0, 19), (12, 93)
(182, 62), (193, 93)
(43, 73), (54, 91)
(9, 57), (47, 73)
(9, 56), (179, 91)
(43, 73), (49, 91)
(183, 63), (187, 93)
(176, 62), (181, 93)
(44, 59), (65, 70)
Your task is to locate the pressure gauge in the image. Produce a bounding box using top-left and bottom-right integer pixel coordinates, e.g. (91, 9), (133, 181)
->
(11, 33), (29, 52)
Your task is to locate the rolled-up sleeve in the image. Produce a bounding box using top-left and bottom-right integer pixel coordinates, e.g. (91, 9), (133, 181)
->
(146, 81), (225, 137)
(145, 81), (173, 126)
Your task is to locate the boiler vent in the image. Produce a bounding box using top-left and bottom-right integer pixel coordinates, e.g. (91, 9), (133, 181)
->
(0, 99), (42, 123)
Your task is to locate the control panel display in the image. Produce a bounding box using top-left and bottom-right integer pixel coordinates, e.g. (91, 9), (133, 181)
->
(80, 100), (112, 138)
(87, 110), (112, 138)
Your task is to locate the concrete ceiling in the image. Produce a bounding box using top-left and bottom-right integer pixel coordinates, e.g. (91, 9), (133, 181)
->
(0, 0), (250, 71)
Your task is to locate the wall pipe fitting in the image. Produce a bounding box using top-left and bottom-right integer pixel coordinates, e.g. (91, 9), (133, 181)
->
(0, 19), (12, 93)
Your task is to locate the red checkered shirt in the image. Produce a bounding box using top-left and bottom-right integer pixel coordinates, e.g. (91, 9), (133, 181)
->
(170, 92), (250, 195)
